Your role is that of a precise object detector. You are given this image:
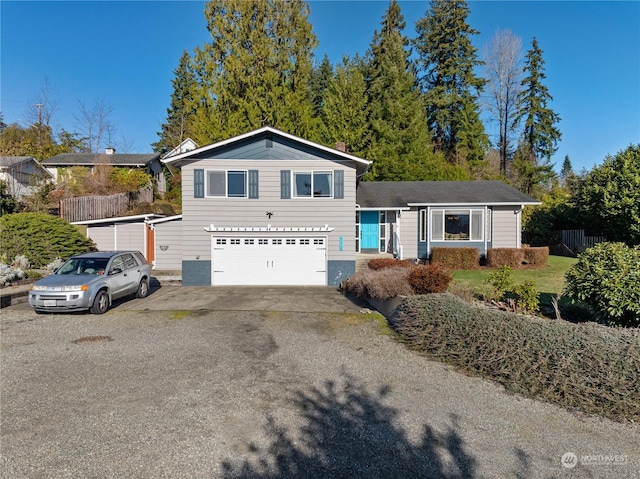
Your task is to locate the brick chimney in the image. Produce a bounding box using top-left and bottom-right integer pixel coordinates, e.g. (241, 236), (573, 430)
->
(335, 142), (346, 152)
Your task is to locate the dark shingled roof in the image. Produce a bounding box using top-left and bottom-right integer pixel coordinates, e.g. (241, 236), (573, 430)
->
(43, 153), (159, 167)
(0, 156), (36, 167)
(356, 181), (539, 207)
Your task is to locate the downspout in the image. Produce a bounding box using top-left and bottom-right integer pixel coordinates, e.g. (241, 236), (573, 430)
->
(484, 205), (488, 257)
(426, 206), (431, 262)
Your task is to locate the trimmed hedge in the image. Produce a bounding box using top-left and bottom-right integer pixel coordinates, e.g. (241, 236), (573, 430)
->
(367, 258), (414, 270)
(430, 247), (479, 270)
(345, 267), (413, 300)
(486, 248), (525, 268)
(393, 294), (640, 422)
(523, 246), (549, 266)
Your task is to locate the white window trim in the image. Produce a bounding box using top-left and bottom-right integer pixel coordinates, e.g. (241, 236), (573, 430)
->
(205, 169), (248, 198)
(430, 208), (485, 242)
(291, 170), (333, 199)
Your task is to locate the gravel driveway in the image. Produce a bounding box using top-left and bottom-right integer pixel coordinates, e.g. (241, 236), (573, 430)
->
(1, 306), (638, 478)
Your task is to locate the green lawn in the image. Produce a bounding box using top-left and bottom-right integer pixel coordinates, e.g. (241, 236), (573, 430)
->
(452, 255), (578, 306)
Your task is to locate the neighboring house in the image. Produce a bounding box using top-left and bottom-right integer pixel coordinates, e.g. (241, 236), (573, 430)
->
(163, 138), (198, 159)
(356, 181), (540, 260)
(0, 156), (53, 201)
(162, 126), (539, 287)
(43, 148), (166, 194)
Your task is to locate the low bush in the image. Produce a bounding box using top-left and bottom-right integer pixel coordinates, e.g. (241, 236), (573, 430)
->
(408, 264), (452, 294)
(565, 242), (640, 327)
(393, 293), (640, 422)
(485, 265), (539, 313)
(523, 246), (549, 266)
(430, 247), (479, 270)
(0, 213), (96, 268)
(487, 248), (525, 268)
(344, 267), (413, 300)
(367, 258), (414, 271)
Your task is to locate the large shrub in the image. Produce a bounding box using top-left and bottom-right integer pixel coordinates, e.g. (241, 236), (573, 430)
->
(408, 264), (452, 294)
(393, 294), (640, 422)
(578, 144), (640, 246)
(344, 267), (413, 300)
(0, 213), (96, 268)
(430, 247), (479, 269)
(564, 242), (640, 326)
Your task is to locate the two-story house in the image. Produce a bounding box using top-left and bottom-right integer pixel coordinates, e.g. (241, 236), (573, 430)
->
(160, 127), (539, 287)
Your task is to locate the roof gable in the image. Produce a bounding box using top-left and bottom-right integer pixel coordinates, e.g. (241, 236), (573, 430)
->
(162, 127), (370, 172)
(357, 181), (540, 208)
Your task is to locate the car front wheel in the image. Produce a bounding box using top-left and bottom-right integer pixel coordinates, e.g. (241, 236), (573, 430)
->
(90, 290), (109, 314)
(135, 278), (149, 298)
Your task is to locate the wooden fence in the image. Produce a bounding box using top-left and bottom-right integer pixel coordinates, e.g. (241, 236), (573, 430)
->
(60, 187), (153, 222)
(559, 229), (607, 256)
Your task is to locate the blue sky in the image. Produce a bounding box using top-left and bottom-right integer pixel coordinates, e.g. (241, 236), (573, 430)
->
(1, 1), (639, 174)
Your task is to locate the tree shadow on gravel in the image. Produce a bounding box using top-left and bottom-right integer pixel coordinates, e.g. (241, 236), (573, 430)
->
(222, 374), (478, 478)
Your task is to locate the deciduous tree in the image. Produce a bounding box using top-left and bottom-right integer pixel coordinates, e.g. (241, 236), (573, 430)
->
(483, 29), (523, 173)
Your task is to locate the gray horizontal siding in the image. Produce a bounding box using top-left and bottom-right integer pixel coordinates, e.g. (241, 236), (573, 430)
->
(492, 207), (519, 248)
(181, 159), (357, 263)
(153, 220), (183, 270)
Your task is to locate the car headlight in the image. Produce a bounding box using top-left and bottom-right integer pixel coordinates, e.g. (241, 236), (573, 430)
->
(60, 285), (89, 292)
(31, 285), (48, 291)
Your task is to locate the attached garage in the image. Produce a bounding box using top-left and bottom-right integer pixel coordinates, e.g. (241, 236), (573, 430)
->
(211, 235), (327, 286)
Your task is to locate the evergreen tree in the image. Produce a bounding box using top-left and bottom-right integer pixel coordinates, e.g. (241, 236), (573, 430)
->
(153, 51), (199, 155)
(320, 55), (369, 156)
(364, 0), (439, 181)
(509, 142), (555, 197)
(309, 53), (333, 119)
(189, 0), (318, 144)
(516, 37), (561, 164)
(414, 0), (488, 165)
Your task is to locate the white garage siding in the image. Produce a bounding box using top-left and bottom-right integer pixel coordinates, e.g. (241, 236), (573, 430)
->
(211, 235), (327, 286)
(86, 225), (116, 251)
(114, 223), (145, 252)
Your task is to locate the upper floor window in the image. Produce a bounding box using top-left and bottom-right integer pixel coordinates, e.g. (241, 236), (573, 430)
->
(293, 171), (333, 198)
(207, 170), (247, 198)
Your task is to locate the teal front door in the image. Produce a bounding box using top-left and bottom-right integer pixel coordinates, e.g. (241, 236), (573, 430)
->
(360, 211), (379, 252)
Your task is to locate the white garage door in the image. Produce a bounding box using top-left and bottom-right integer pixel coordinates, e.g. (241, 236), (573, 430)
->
(211, 236), (327, 286)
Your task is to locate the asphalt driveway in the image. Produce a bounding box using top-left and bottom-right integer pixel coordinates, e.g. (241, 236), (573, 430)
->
(1, 288), (638, 478)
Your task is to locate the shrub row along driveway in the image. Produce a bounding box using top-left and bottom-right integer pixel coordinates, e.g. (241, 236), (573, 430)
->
(1, 292), (639, 478)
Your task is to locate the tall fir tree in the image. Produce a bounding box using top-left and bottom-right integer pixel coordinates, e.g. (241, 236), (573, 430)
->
(516, 37), (561, 164)
(364, 0), (440, 181)
(414, 0), (488, 165)
(188, 0), (319, 144)
(153, 50), (199, 155)
(320, 55), (369, 156)
(309, 53), (333, 119)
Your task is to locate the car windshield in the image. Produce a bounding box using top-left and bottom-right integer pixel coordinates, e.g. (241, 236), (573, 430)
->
(57, 258), (109, 275)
